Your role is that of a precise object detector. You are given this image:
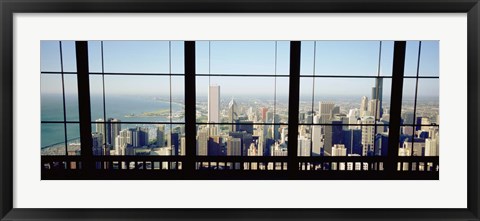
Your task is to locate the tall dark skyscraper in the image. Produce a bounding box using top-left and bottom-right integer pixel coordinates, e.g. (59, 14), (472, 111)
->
(371, 78), (383, 119)
(95, 118), (121, 148)
(343, 129), (362, 155)
(170, 133), (179, 156)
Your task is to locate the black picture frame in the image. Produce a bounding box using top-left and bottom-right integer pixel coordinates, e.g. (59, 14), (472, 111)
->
(1, 0), (479, 220)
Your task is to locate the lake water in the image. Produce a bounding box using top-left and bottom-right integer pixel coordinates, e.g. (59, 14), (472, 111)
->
(41, 94), (184, 147)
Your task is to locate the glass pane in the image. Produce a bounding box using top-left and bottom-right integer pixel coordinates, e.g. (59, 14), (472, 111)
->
(41, 123), (66, 155)
(196, 76), (279, 124)
(404, 41), (420, 76)
(418, 41), (439, 77)
(379, 41), (394, 76)
(301, 123), (384, 157)
(64, 74), (79, 121)
(66, 123), (81, 155)
(197, 123), (287, 156)
(102, 41), (170, 73)
(171, 76), (185, 123)
(398, 126), (430, 156)
(380, 78), (392, 123)
(41, 41), (61, 72)
(416, 79), (439, 124)
(60, 41), (77, 72)
(103, 75), (171, 122)
(315, 41), (381, 76)
(274, 77), (289, 123)
(171, 41), (185, 74)
(313, 78), (389, 123)
(89, 75), (105, 121)
(299, 77), (314, 123)
(401, 78), (416, 125)
(41, 74), (64, 121)
(195, 41), (210, 74)
(200, 41), (286, 75)
(374, 125), (389, 156)
(91, 123), (172, 156)
(300, 41), (315, 76)
(88, 41), (102, 73)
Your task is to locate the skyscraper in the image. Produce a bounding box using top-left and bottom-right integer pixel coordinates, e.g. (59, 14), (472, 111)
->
(169, 133), (179, 156)
(297, 135), (311, 156)
(110, 118), (121, 148)
(156, 125), (165, 147)
(227, 137), (242, 156)
(312, 115), (323, 156)
(180, 136), (186, 156)
(92, 132), (104, 156)
(371, 78), (383, 118)
(208, 85), (220, 124)
(261, 107), (268, 122)
(197, 127), (208, 156)
(360, 96), (369, 117)
(95, 118), (121, 148)
(368, 99), (381, 120)
(228, 98), (238, 131)
(343, 128), (362, 155)
(347, 108), (360, 129)
(361, 116), (375, 156)
(319, 101), (335, 123)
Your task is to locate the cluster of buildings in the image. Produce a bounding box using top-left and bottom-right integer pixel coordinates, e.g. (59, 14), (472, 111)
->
(90, 119), (185, 158)
(197, 79), (439, 161)
(83, 79), (439, 170)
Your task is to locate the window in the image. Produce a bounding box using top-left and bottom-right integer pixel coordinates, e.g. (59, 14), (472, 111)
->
(41, 40), (439, 179)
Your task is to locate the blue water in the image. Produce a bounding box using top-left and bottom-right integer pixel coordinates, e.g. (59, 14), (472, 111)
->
(41, 94), (184, 148)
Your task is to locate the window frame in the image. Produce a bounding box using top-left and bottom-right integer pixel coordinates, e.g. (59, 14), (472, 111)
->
(40, 40), (439, 180)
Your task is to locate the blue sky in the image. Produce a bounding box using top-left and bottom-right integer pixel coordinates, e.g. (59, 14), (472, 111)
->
(40, 40), (439, 98)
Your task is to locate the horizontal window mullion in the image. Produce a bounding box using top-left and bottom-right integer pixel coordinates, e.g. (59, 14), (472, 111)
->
(90, 121), (185, 125)
(42, 121), (81, 124)
(196, 73), (289, 77)
(196, 122), (287, 126)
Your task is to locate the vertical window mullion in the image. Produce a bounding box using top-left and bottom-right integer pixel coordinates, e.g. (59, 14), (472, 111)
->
(75, 41), (94, 171)
(59, 41), (68, 157)
(386, 41), (406, 172)
(411, 41), (422, 157)
(287, 41), (301, 175)
(184, 41), (196, 175)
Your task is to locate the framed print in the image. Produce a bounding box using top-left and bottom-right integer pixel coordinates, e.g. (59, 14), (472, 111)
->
(1, 0), (479, 220)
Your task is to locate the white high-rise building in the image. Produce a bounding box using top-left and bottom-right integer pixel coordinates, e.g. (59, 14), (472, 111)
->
(421, 117), (431, 131)
(297, 135), (311, 156)
(402, 140), (425, 156)
(332, 144), (347, 156)
(312, 115), (322, 156)
(114, 135), (127, 156)
(425, 138), (439, 156)
(281, 127), (288, 143)
(331, 144), (347, 170)
(361, 116), (375, 156)
(368, 99), (381, 119)
(360, 96), (369, 117)
(347, 108), (360, 129)
(228, 98), (238, 122)
(208, 85), (220, 124)
(180, 136), (186, 156)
